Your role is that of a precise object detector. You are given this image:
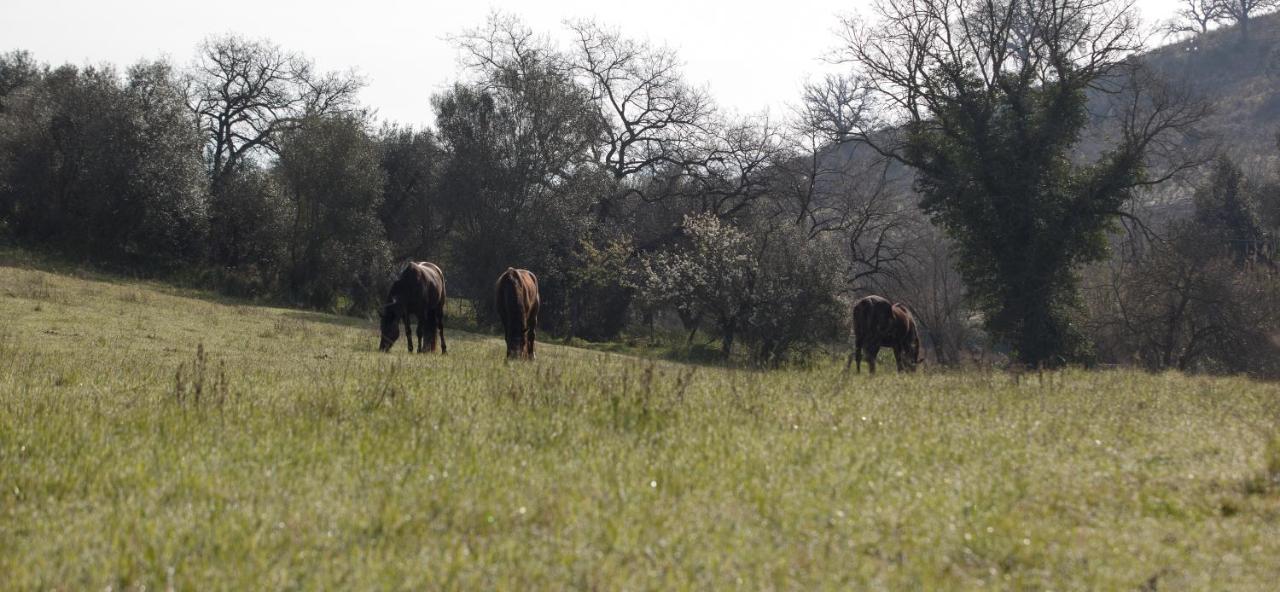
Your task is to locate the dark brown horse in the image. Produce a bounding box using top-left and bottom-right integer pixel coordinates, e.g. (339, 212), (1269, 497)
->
(495, 267), (539, 360)
(379, 261), (447, 354)
(846, 295), (923, 373)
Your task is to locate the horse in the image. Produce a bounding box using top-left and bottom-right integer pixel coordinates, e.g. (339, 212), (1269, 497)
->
(379, 261), (447, 354)
(495, 267), (539, 360)
(845, 294), (923, 373)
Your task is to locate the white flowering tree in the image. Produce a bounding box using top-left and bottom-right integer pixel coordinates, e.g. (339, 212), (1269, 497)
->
(636, 214), (758, 357)
(636, 213), (847, 363)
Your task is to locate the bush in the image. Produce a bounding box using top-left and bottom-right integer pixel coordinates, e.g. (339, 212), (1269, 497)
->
(635, 214), (846, 365)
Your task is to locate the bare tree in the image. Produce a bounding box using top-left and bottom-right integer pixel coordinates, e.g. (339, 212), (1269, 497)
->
(1215, 0), (1280, 42)
(565, 20), (714, 192)
(185, 35), (363, 193)
(1162, 0), (1226, 38)
(886, 224), (975, 366)
(831, 0), (1207, 365)
(781, 73), (879, 235)
(690, 116), (787, 218)
(1090, 222), (1280, 373)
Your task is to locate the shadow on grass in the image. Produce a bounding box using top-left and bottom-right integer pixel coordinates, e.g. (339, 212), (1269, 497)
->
(2, 246), (829, 370)
(0, 246), (502, 343)
(565, 333), (764, 371)
(0, 245), (276, 310)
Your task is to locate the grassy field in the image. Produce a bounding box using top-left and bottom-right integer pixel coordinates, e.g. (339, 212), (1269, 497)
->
(2, 258), (1280, 590)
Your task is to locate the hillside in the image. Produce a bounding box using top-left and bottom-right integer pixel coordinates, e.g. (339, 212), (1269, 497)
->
(2, 254), (1280, 588)
(823, 12), (1280, 205)
(1143, 11), (1280, 173)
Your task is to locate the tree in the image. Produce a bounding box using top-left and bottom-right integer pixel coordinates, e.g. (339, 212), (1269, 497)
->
(0, 50), (40, 113)
(635, 213), (758, 357)
(120, 61), (209, 263)
(1090, 222), (1280, 375)
(786, 73), (921, 287)
(185, 35), (363, 267)
(635, 213), (846, 364)
(564, 237), (634, 341)
(1162, 0), (1226, 38)
(742, 221), (847, 365)
(565, 19), (714, 210)
(1087, 154), (1280, 376)
(1216, 0), (1280, 42)
(201, 163), (287, 295)
(888, 224), (977, 366)
(276, 114), (389, 311)
(443, 15), (612, 331)
(0, 61), (205, 265)
(1192, 156), (1267, 264)
(376, 124), (444, 260)
(836, 0), (1207, 366)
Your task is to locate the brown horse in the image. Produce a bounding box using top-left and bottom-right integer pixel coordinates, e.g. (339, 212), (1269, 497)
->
(846, 295), (923, 373)
(379, 261), (447, 354)
(495, 267), (539, 360)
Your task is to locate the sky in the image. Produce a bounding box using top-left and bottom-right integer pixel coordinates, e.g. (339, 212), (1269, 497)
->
(4, 0), (1180, 128)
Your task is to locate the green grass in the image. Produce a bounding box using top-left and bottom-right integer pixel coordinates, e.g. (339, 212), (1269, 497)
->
(2, 261), (1280, 590)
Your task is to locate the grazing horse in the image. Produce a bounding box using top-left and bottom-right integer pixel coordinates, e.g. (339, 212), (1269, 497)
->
(846, 295), (923, 373)
(495, 267), (539, 360)
(379, 261), (447, 354)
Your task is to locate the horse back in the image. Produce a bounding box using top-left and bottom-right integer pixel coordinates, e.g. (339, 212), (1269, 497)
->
(397, 261), (445, 310)
(853, 295), (893, 342)
(496, 268), (538, 324)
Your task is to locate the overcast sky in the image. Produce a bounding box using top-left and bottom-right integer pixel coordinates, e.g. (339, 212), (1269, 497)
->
(4, 0), (1179, 127)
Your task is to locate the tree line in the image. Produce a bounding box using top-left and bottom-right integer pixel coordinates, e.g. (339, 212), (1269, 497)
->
(2, 1), (1278, 373)
(1163, 0), (1278, 41)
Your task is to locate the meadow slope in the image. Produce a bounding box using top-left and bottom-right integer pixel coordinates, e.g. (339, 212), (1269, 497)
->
(2, 260), (1280, 590)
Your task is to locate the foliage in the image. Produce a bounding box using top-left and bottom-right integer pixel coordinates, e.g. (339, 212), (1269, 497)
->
(201, 163), (288, 295)
(185, 34), (363, 193)
(276, 114), (390, 312)
(434, 19), (610, 330)
(636, 213), (756, 356)
(838, 0), (1206, 366)
(0, 61), (205, 266)
(0, 50), (40, 112)
(564, 237), (634, 341)
(1086, 156), (1280, 376)
(636, 214), (845, 364)
(1192, 156), (1269, 263)
(743, 221), (848, 365)
(376, 124), (443, 260)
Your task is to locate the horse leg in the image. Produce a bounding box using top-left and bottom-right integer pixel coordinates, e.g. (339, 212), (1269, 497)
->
(505, 321), (519, 361)
(894, 345), (904, 372)
(404, 315), (414, 353)
(866, 344), (879, 374)
(421, 310), (436, 353)
(437, 307), (447, 355)
(417, 314), (429, 353)
(526, 316), (537, 361)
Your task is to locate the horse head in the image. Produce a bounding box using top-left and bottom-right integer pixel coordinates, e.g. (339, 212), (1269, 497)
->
(378, 297), (402, 352)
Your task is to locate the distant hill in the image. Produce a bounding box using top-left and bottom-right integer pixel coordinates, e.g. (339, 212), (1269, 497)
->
(819, 12), (1280, 218)
(1142, 10), (1280, 175)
